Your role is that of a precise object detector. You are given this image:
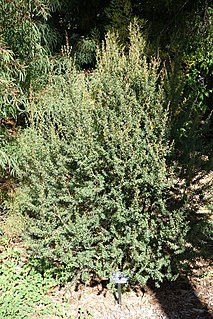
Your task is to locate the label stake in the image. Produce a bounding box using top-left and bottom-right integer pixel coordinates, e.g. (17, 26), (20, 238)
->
(110, 272), (129, 305)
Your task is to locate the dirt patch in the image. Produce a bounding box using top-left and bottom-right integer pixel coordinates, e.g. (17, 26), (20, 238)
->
(48, 262), (213, 319)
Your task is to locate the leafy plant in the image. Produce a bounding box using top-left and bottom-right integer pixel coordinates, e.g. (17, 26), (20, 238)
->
(0, 240), (66, 319)
(8, 23), (188, 286)
(75, 37), (97, 69)
(0, 0), (61, 122)
(105, 0), (133, 43)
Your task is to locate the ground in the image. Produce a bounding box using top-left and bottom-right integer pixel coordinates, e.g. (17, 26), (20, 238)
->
(46, 258), (212, 319)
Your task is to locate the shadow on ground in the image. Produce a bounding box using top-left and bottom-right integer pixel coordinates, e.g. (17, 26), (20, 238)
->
(148, 275), (213, 319)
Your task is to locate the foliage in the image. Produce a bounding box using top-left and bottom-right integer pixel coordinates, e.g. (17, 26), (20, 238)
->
(0, 0), (61, 121)
(75, 37), (97, 69)
(174, 4), (212, 127)
(0, 36), (25, 120)
(0, 0), (211, 293)
(0, 137), (20, 214)
(0, 0), (62, 210)
(8, 25), (188, 285)
(0, 238), (67, 319)
(49, 0), (212, 156)
(105, 0), (133, 42)
(166, 4), (213, 177)
(0, 211), (26, 240)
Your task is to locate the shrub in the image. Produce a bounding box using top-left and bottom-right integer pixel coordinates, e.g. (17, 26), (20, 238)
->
(10, 24), (187, 285)
(75, 37), (97, 69)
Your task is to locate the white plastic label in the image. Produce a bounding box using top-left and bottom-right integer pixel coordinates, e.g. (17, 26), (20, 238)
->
(111, 272), (129, 284)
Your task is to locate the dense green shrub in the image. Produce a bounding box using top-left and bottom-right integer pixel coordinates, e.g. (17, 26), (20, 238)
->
(10, 24), (188, 285)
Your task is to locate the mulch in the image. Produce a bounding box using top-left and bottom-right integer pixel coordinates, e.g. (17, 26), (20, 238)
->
(48, 260), (213, 319)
